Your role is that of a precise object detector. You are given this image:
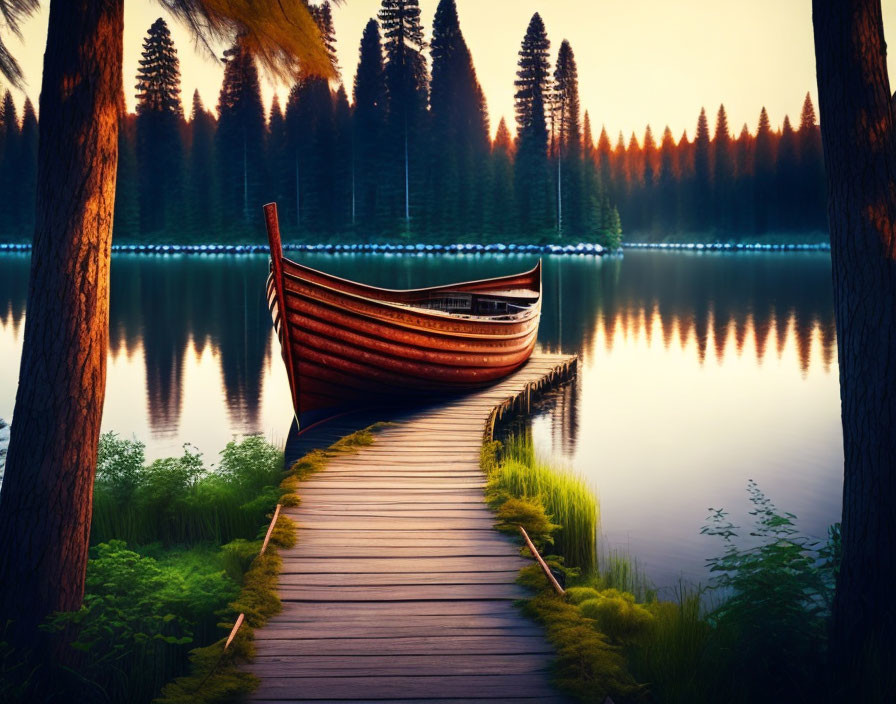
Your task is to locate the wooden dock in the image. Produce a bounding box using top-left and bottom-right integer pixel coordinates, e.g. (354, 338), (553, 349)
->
(248, 354), (578, 703)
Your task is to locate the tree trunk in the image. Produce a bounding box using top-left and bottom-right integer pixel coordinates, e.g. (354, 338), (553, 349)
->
(812, 0), (896, 664)
(0, 0), (123, 644)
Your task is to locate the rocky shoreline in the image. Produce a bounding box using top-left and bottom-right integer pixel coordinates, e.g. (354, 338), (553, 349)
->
(0, 241), (612, 256)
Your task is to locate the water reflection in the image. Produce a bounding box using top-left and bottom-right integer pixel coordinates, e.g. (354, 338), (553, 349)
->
(538, 253), (836, 375)
(0, 251), (842, 586)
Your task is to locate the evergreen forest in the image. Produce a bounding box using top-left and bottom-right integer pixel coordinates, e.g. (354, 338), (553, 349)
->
(0, 1), (826, 246)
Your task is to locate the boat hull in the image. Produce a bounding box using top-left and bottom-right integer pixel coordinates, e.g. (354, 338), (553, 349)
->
(263, 204), (542, 424)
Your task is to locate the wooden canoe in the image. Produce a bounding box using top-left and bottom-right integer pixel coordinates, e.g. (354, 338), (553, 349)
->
(263, 203), (542, 425)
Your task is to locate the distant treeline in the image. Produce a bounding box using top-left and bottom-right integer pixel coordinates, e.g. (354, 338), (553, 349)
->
(609, 99), (827, 240)
(0, 1), (825, 246)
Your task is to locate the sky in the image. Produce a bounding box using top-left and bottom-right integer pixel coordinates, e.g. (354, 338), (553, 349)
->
(4, 0), (896, 141)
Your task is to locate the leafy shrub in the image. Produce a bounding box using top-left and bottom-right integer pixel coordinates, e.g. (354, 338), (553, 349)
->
(578, 589), (655, 645)
(92, 435), (285, 546)
(43, 541), (239, 703)
(698, 480), (837, 701)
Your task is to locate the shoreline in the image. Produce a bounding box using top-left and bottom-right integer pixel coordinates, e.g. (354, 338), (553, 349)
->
(0, 240), (832, 256)
(0, 242), (613, 256)
(623, 241), (830, 252)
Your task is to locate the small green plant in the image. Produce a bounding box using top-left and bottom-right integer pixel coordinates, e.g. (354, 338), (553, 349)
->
(699, 480), (837, 701)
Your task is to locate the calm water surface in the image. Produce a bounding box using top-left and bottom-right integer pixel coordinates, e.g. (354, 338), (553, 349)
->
(0, 251), (843, 588)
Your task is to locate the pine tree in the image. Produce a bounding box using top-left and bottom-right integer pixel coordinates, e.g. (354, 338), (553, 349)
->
(135, 18), (184, 236)
(514, 13), (551, 135)
(188, 90), (217, 239)
(733, 122), (755, 235)
(753, 106), (776, 233)
(430, 0), (489, 239)
(552, 40), (582, 238)
(284, 79), (315, 234)
(17, 98), (37, 239)
(306, 78), (337, 234)
(379, 0), (429, 230)
(114, 113), (140, 240)
(514, 13), (552, 235)
(334, 85), (354, 233)
(657, 125), (679, 236)
(713, 104), (734, 233)
(353, 19), (387, 236)
(0, 90), (20, 235)
(216, 38), (267, 231)
(775, 114), (799, 230)
(488, 117), (516, 238)
(581, 111), (600, 236)
(798, 92), (826, 230)
(623, 132), (642, 231)
(642, 124), (657, 186)
(266, 94), (288, 214)
(692, 107), (712, 232)
(596, 126), (613, 200)
(611, 131), (627, 205)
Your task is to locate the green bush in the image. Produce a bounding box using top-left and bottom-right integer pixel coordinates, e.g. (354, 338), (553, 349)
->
(43, 541), (239, 703)
(92, 434), (285, 546)
(577, 589), (654, 645)
(0, 435), (288, 704)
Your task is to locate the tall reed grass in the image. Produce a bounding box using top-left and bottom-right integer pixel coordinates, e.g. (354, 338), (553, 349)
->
(490, 433), (598, 573)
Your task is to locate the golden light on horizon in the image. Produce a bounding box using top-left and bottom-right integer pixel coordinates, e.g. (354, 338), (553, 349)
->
(4, 0), (896, 140)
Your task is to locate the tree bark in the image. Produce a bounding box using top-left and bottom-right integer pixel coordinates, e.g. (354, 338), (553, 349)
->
(0, 0), (123, 643)
(812, 0), (896, 664)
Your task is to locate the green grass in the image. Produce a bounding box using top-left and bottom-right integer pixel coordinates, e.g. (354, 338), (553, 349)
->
(487, 433), (598, 573)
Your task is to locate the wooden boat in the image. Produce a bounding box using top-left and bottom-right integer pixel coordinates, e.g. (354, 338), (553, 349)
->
(263, 203), (542, 425)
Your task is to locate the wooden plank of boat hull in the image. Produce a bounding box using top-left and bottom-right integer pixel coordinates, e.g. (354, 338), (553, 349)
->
(249, 354), (577, 702)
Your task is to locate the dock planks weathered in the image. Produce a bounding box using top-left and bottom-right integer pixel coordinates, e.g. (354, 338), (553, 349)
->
(248, 354), (577, 703)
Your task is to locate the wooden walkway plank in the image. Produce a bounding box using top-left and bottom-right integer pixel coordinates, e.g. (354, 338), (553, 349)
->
(247, 354), (577, 702)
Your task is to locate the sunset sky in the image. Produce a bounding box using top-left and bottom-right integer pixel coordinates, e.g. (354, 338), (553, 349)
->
(5, 0), (896, 141)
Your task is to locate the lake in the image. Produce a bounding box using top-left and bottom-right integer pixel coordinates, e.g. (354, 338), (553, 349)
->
(0, 250), (843, 589)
